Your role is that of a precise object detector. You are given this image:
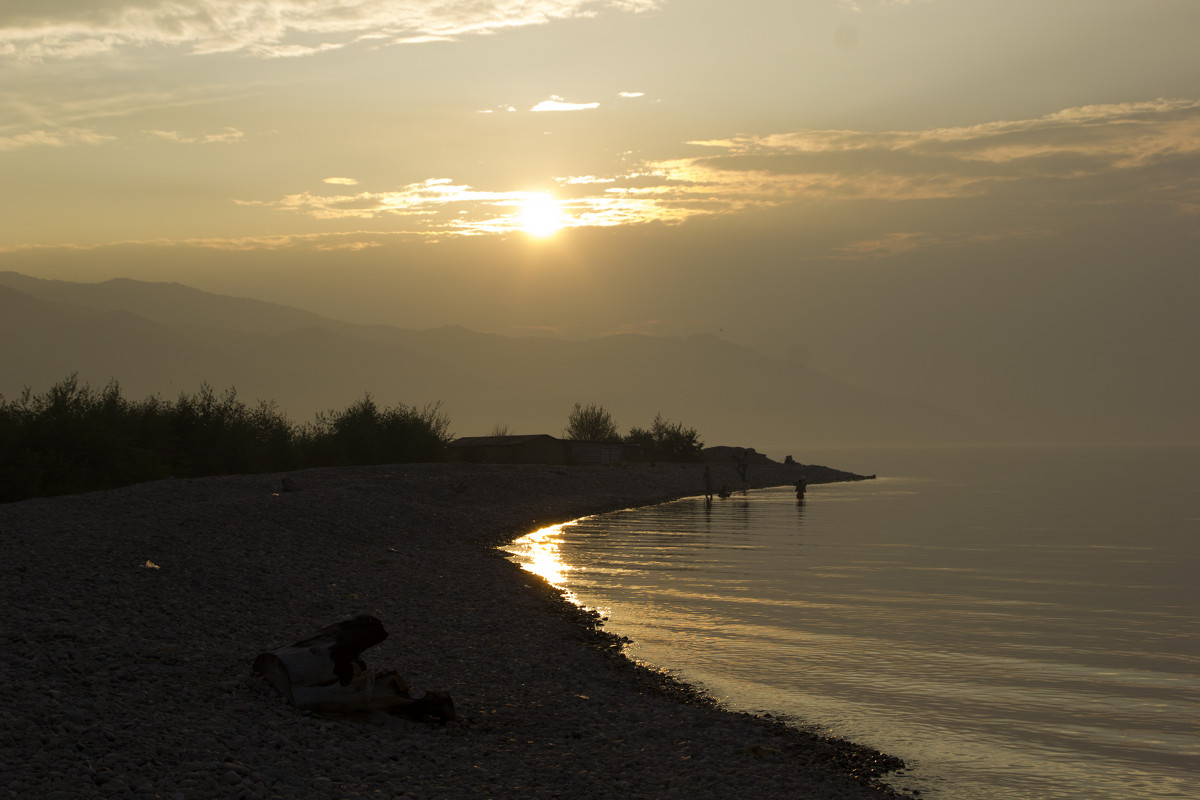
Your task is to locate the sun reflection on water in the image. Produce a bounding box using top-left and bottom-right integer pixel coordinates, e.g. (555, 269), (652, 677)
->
(502, 521), (577, 592)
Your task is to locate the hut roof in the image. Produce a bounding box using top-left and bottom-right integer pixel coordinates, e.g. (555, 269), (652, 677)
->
(450, 434), (560, 448)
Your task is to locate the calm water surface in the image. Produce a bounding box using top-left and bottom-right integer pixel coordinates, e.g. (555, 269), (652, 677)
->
(503, 446), (1200, 800)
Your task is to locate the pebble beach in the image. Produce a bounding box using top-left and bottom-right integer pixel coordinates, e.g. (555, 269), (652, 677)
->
(0, 460), (908, 799)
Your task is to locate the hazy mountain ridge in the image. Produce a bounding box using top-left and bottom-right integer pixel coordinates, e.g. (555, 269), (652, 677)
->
(0, 272), (336, 336)
(0, 273), (969, 450)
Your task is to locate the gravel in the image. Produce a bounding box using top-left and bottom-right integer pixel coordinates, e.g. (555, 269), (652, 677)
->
(0, 461), (908, 799)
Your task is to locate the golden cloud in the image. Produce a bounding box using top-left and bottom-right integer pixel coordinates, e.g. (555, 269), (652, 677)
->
(0, 1), (663, 62)
(144, 127), (244, 144)
(241, 98), (1200, 240)
(531, 97), (601, 112)
(246, 174), (696, 235)
(667, 99), (1200, 205)
(0, 127), (115, 151)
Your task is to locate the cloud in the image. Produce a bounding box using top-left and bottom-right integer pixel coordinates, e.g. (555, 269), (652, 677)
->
(245, 176), (688, 235)
(0, 81), (254, 132)
(241, 179), (510, 223)
(733, 98), (1200, 165)
(618, 91), (645, 98)
(482, 96), (601, 114)
(0, 126), (114, 151)
(201, 126), (244, 144)
(144, 126), (243, 144)
(830, 228), (1054, 260)
(237, 98), (1200, 244)
(0, 231), (390, 254)
(0, 1), (663, 62)
(531, 96), (601, 112)
(561, 175), (617, 185)
(323, 177), (359, 186)
(671, 99), (1200, 204)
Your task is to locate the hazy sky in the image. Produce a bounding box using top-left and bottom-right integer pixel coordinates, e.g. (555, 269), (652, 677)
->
(2, 1), (1198, 441)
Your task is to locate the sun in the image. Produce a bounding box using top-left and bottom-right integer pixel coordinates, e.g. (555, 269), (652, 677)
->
(519, 193), (564, 237)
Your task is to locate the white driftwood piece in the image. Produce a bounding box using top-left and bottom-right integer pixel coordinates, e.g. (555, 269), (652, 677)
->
(253, 643), (366, 701)
(253, 615), (454, 721)
(289, 669), (409, 713)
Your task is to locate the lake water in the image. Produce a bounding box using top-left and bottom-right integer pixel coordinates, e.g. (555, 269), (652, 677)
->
(502, 445), (1200, 800)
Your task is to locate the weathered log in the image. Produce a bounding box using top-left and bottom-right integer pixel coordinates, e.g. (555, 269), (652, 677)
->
(290, 672), (453, 720)
(253, 615), (454, 721)
(253, 614), (385, 697)
(289, 613), (388, 685)
(288, 669), (406, 713)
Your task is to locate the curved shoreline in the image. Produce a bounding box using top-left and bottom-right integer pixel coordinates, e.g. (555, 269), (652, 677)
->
(0, 461), (908, 799)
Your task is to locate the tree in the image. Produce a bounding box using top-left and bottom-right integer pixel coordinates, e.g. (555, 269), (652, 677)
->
(624, 413), (704, 462)
(563, 402), (620, 442)
(311, 394), (452, 465)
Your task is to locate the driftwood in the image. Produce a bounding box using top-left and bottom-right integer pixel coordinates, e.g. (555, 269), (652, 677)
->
(253, 615), (454, 722)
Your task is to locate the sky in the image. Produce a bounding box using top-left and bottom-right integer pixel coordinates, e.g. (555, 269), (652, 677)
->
(2, 0), (1198, 443)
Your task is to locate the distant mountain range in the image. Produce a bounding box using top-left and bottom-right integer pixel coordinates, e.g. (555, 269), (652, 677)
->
(0, 271), (971, 451)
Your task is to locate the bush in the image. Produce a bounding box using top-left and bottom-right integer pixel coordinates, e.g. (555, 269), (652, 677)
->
(0, 376), (452, 503)
(0, 376), (170, 500)
(563, 402), (621, 443)
(162, 384), (299, 476)
(300, 394), (452, 466)
(624, 413), (704, 462)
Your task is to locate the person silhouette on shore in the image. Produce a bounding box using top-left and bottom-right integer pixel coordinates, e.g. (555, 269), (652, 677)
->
(703, 466), (714, 502)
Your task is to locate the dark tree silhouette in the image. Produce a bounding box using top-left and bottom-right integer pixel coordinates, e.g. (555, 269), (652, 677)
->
(563, 402), (621, 442)
(624, 413), (704, 462)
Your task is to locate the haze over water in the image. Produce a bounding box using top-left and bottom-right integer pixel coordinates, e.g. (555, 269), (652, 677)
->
(504, 445), (1200, 800)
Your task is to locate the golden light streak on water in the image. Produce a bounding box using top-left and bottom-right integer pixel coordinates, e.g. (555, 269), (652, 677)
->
(502, 521), (577, 598)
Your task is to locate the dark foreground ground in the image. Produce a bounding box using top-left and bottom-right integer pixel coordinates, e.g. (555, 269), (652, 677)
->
(0, 460), (909, 800)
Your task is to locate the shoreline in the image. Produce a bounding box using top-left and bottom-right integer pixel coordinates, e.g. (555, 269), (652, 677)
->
(0, 461), (908, 799)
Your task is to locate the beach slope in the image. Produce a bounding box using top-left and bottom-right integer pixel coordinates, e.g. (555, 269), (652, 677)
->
(0, 461), (905, 799)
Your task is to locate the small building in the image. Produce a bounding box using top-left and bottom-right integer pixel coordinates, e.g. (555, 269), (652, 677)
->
(449, 434), (570, 465)
(565, 440), (624, 466)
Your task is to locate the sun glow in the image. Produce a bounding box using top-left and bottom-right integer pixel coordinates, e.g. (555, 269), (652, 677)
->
(519, 193), (564, 237)
(501, 523), (576, 592)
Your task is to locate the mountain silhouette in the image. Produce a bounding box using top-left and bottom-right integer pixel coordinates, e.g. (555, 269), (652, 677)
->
(0, 272), (968, 449)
